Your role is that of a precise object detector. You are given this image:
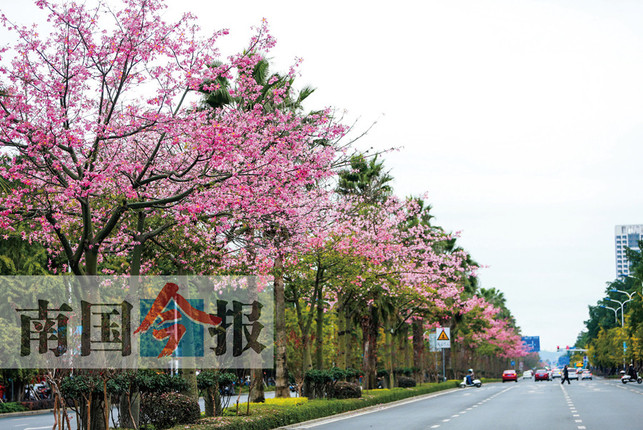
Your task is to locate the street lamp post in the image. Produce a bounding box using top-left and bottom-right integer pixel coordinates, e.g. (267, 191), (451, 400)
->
(604, 297), (627, 327)
(610, 288), (636, 302)
(605, 291), (634, 370)
(600, 304), (619, 324)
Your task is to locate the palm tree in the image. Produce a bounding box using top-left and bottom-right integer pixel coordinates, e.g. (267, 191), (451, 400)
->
(200, 56), (319, 399)
(337, 154), (393, 203)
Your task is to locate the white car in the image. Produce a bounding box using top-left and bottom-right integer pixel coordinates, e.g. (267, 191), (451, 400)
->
(567, 368), (580, 380)
(522, 370), (533, 379)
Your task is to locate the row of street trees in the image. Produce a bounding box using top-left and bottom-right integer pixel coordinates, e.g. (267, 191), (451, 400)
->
(578, 244), (643, 373)
(0, 0), (529, 428)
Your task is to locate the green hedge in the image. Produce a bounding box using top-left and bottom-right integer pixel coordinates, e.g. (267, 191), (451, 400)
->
(0, 402), (28, 414)
(170, 381), (465, 430)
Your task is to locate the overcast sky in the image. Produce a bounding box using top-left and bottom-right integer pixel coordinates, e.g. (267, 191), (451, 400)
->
(3, 0), (643, 352)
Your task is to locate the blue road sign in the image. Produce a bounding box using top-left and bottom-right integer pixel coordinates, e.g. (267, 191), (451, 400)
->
(521, 336), (540, 353)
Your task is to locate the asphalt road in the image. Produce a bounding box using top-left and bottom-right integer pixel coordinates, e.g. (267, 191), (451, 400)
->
(5, 379), (643, 430)
(285, 378), (643, 430)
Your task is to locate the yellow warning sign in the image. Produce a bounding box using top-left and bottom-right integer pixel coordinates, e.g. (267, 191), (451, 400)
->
(437, 330), (449, 341)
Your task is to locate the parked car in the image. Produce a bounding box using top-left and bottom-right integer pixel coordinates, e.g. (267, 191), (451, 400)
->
(551, 368), (562, 379)
(534, 369), (550, 381)
(24, 383), (51, 400)
(502, 369), (518, 382)
(581, 370), (593, 380)
(522, 370), (533, 379)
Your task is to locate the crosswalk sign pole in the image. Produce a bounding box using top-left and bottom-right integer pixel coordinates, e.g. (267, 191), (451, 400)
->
(442, 348), (446, 382)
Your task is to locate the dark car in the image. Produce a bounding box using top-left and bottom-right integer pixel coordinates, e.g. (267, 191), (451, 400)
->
(534, 369), (550, 381)
(502, 369), (518, 382)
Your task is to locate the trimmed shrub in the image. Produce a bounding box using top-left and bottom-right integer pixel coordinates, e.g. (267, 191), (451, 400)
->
(140, 392), (200, 429)
(330, 381), (361, 399)
(217, 382), (462, 430)
(264, 397), (308, 406)
(20, 399), (54, 410)
(377, 369), (389, 378)
(0, 402), (28, 413)
(397, 376), (417, 388)
(394, 367), (417, 377)
(304, 367), (363, 399)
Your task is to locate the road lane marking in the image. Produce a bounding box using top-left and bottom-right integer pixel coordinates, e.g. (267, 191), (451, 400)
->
(279, 385), (466, 428)
(561, 382), (589, 430)
(422, 384), (515, 429)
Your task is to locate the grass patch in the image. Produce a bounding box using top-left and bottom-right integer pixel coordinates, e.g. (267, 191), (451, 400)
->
(170, 380), (468, 430)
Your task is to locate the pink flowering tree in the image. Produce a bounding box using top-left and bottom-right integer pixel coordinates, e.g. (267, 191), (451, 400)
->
(0, 0), (343, 279)
(455, 295), (530, 375)
(0, 0), (348, 420)
(308, 194), (471, 389)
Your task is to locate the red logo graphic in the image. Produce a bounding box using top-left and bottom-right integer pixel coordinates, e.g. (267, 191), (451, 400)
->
(134, 283), (222, 357)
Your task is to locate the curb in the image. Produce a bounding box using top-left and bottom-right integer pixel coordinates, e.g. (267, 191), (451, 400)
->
(0, 408), (55, 418)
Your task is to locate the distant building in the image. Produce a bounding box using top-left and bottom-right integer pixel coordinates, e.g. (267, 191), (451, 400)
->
(615, 225), (643, 277)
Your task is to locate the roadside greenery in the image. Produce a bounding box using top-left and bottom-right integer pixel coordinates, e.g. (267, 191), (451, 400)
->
(579, 242), (643, 373)
(168, 382), (469, 430)
(0, 402), (27, 413)
(0, 1), (529, 429)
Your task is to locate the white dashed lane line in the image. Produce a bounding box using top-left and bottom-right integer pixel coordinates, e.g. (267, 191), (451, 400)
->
(425, 385), (515, 429)
(561, 384), (586, 429)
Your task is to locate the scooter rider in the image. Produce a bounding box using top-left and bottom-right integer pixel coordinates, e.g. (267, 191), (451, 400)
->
(628, 364), (637, 380)
(466, 369), (474, 385)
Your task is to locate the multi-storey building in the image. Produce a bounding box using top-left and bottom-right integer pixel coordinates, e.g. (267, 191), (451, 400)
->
(615, 225), (643, 277)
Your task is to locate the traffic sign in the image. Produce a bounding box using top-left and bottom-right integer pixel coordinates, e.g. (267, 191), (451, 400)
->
(436, 327), (451, 349)
(521, 336), (540, 353)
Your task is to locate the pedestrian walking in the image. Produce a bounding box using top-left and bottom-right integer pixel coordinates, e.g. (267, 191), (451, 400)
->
(561, 365), (571, 384)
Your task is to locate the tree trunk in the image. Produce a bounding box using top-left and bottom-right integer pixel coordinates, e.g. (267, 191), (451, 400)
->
(403, 328), (411, 368)
(347, 314), (356, 370)
(412, 320), (424, 383)
(83, 251), (109, 430)
(121, 214), (145, 429)
(360, 305), (379, 390)
(387, 322), (395, 388)
(274, 254), (290, 398)
(204, 386), (215, 417)
(302, 336), (313, 374)
(181, 369), (198, 402)
(337, 306), (347, 369)
(314, 286), (324, 369)
(249, 368), (265, 403)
